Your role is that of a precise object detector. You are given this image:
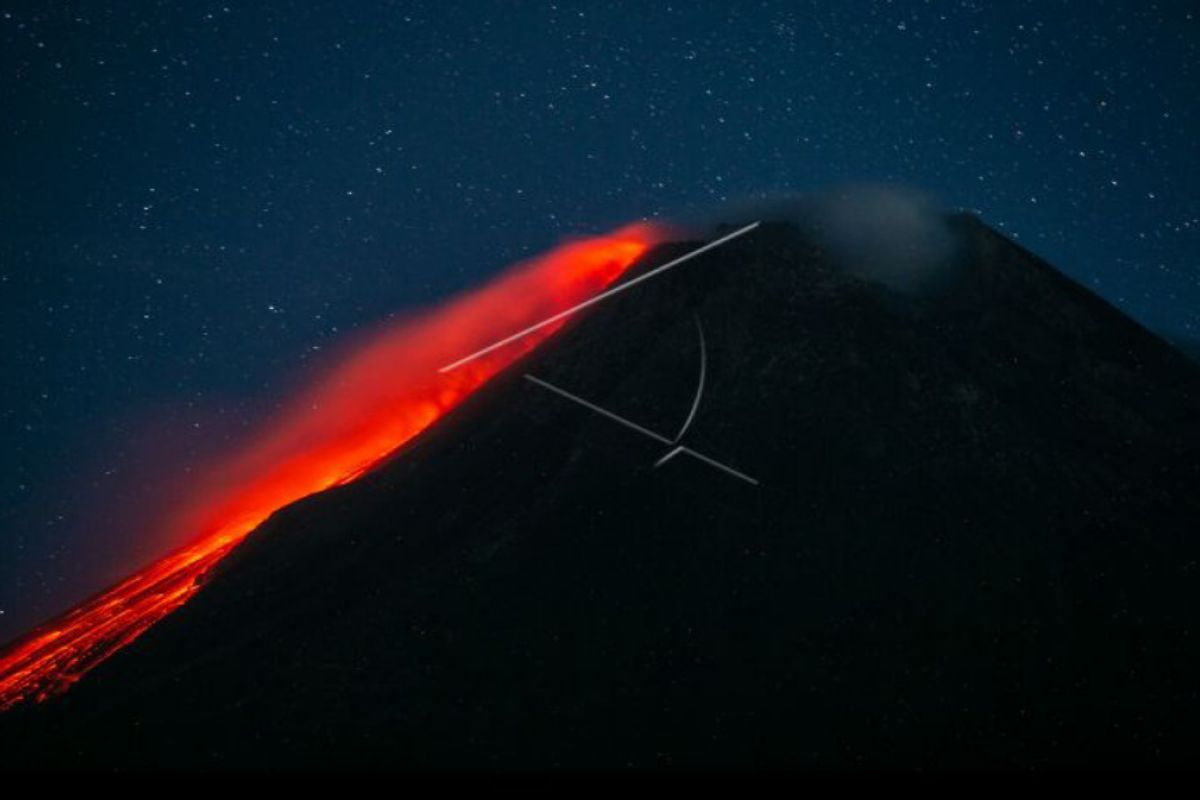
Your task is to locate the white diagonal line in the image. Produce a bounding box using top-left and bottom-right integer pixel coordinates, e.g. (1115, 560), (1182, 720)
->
(653, 445), (686, 468)
(525, 373), (759, 486)
(439, 221), (760, 373)
(524, 374), (672, 445)
(678, 447), (760, 486)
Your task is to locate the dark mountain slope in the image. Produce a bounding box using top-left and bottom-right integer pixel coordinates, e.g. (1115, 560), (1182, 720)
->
(4, 215), (1200, 770)
(1177, 338), (1200, 365)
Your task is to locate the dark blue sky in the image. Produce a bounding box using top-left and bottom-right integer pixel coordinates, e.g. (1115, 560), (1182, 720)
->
(1, 0), (1197, 638)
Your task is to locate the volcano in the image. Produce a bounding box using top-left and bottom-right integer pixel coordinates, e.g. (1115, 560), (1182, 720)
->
(3, 214), (1200, 770)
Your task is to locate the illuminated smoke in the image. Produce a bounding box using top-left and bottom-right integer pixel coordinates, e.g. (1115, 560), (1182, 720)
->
(680, 185), (961, 293)
(0, 223), (658, 710)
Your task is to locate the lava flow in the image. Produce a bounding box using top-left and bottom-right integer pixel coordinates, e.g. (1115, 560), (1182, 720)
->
(0, 223), (659, 711)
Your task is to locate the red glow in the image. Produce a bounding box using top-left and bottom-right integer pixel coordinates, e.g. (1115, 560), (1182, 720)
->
(0, 223), (658, 711)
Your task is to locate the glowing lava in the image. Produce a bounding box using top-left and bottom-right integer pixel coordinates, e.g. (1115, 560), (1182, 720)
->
(0, 223), (658, 711)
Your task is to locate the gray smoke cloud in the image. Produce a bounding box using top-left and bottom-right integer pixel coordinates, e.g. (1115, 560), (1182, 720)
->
(678, 185), (962, 294)
(809, 185), (959, 292)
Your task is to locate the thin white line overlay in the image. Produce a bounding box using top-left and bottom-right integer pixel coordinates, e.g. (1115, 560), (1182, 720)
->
(673, 315), (706, 444)
(524, 374), (671, 446)
(524, 374), (759, 486)
(438, 221), (760, 373)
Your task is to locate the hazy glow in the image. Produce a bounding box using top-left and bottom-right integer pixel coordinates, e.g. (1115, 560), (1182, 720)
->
(0, 223), (658, 711)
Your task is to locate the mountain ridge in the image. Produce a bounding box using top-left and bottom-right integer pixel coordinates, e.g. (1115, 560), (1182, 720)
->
(3, 214), (1199, 769)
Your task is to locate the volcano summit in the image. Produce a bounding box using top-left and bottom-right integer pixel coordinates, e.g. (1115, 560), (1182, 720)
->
(3, 213), (1199, 770)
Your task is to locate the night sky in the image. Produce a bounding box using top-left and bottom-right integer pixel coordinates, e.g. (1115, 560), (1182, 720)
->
(1, 1), (1197, 640)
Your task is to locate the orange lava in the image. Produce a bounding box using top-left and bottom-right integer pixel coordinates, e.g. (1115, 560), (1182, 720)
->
(0, 223), (658, 711)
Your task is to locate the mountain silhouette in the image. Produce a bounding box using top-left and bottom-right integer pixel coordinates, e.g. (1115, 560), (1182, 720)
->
(1176, 338), (1200, 365)
(3, 215), (1199, 770)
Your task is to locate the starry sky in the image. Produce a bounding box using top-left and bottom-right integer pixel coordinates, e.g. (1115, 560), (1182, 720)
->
(1, 0), (1197, 639)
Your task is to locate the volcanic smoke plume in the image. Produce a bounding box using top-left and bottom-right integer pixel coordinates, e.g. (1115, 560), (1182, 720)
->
(0, 223), (659, 711)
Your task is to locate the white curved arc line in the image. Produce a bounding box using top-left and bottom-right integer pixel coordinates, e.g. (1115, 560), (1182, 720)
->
(673, 314), (706, 444)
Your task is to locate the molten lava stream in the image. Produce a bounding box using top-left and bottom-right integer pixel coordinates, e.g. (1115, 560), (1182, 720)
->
(0, 223), (659, 711)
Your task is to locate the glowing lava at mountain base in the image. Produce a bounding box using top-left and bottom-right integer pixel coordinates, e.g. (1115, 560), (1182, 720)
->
(0, 223), (658, 711)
